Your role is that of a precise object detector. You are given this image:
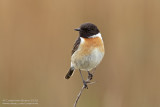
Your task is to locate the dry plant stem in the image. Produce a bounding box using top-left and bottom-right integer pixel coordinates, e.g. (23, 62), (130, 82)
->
(73, 70), (96, 107)
(73, 85), (85, 107)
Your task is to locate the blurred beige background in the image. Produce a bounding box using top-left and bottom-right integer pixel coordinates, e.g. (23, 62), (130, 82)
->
(0, 0), (160, 107)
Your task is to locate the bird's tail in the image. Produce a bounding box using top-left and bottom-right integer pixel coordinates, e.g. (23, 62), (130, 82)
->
(65, 67), (74, 79)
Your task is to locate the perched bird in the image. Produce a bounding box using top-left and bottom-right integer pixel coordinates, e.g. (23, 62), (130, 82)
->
(65, 23), (105, 88)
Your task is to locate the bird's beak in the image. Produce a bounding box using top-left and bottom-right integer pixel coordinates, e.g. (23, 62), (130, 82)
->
(74, 28), (80, 31)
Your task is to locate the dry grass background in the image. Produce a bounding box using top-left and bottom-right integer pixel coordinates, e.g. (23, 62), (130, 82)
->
(0, 0), (160, 107)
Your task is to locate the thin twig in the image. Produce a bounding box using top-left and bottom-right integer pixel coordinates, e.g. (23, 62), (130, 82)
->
(73, 85), (85, 107)
(73, 71), (96, 107)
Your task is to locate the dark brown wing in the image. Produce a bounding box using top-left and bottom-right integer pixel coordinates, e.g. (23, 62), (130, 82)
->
(71, 37), (81, 55)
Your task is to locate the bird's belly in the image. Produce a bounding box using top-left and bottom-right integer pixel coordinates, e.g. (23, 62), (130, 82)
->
(71, 48), (104, 71)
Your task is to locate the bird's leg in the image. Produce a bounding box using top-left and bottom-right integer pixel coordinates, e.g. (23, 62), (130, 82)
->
(87, 71), (93, 80)
(79, 69), (88, 89)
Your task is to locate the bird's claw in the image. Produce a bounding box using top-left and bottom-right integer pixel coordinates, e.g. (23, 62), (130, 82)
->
(83, 81), (88, 89)
(88, 73), (93, 80)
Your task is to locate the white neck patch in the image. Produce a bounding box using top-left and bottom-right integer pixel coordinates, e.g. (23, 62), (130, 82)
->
(80, 33), (103, 44)
(89, 33), (102, 39)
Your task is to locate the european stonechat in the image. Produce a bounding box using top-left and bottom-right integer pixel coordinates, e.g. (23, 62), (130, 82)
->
(65, 23), (105, 88)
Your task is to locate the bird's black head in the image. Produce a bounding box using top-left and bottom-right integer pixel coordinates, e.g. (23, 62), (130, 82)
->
(74, 23), (100, 38)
